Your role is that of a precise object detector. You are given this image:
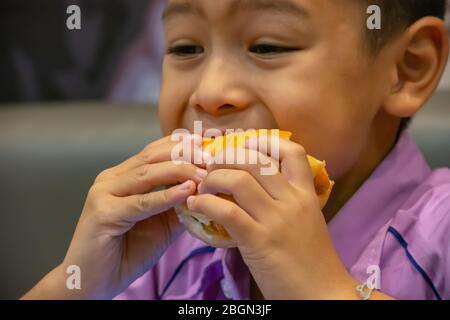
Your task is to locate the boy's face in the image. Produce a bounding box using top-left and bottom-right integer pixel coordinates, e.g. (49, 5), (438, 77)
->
(159, 0), (396, 179)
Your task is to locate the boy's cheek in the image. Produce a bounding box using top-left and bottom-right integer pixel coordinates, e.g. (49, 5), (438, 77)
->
(272, 103), (369, 180)
(158, 92), (188, 135)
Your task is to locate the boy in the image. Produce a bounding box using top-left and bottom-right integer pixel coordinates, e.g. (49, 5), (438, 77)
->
(24, 0), (449, 300)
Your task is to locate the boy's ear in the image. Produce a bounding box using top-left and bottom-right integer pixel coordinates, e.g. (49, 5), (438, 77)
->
(384, 17), (449, 117)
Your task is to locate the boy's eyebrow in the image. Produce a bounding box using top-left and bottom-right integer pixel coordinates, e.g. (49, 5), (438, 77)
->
(162, 0), (309, 22)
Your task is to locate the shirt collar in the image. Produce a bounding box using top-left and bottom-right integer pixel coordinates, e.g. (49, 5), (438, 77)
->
(328, 132), (431, 268)
(197, 247), (250, 300)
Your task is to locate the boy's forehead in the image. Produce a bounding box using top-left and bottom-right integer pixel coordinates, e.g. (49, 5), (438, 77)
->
(162, 0), (360, 26)
(163, 0), (328, 21)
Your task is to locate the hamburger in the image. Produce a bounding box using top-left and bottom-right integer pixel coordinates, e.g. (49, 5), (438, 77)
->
(175, 129), (334, 248)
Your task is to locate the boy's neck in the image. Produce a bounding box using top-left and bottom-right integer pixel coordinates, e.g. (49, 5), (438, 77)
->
(322, 114), (401, 223)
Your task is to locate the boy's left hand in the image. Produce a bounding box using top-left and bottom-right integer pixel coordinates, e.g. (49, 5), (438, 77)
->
(186, 136), (356, 299)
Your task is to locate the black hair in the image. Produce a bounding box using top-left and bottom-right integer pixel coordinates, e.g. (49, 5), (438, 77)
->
(365, 0), (447, 53)
(364, 0), (447, 131)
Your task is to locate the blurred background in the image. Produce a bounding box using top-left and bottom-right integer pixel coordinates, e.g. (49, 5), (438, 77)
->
(0, 0), (449, 299)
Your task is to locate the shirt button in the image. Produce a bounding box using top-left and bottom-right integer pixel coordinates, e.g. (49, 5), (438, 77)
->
(220, 278), (233, 299)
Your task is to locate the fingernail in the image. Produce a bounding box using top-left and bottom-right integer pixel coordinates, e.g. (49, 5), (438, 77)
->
(187, 195), (196, 207)
(196, 168), (208, 180)
(177, 180), (192, 191)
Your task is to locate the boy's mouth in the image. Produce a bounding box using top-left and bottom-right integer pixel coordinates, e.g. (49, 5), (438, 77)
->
(199, 125), (280, 137)
(183, 119), (280, 138)
(201, 127), (240, 137)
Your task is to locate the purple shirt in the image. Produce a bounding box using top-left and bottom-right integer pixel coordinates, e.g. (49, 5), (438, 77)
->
(115, 132), (450, 300)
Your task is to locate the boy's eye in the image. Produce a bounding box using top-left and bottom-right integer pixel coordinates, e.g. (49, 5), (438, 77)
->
(167, 45), (204, 57)
(249, 44), (298, 56)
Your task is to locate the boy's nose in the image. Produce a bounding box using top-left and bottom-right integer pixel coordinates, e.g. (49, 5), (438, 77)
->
(188, 58), (252, 116)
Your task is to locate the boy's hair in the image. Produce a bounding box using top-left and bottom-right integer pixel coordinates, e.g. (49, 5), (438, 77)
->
(363, 0), (448, 131)
(365, 0), (448, 53)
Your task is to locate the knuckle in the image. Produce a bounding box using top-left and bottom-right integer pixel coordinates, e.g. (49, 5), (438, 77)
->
(142, 140), (157, 153)
(84, 186), (119, 225)
(185, 164), (201, 179)
(138, 193), (152, 212)
(95, 168), (113, 182)
(206, 161), (222, 171)
(246, 162), (261, 176)
(87, 184), (99, 197)
(169, 162), (194, 181)
(205, 169), (224, 186)
(142, 142), (152, 152)
(138, 150), (154, 164)
(176, 162), (193, 174)
(234, 170), (251, 186)
(138, 189), (170, 212)
(161, 189), (171, 205)
(205, 169), (222, 182)
(223, 204), (240, 223)
(135, 163), (152, 180)
(291, 144), (307, 158)
(87, 184), (106, 201)
(88, 194), (112, 216)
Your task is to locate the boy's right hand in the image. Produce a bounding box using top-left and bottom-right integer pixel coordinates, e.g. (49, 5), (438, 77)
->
(23, 134), (207, 299)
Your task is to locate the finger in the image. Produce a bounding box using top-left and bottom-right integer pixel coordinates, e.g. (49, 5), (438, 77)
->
(119, 180), (197, 223)
(246, 135), (314, 190)
(206, 147), (295, 200)
(96, 134), (206, 182)
(120, 133), (205, 175)
(100, 161), (207, 197)
(198, 169), (276, 221)
(186, 193), (262, 246)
